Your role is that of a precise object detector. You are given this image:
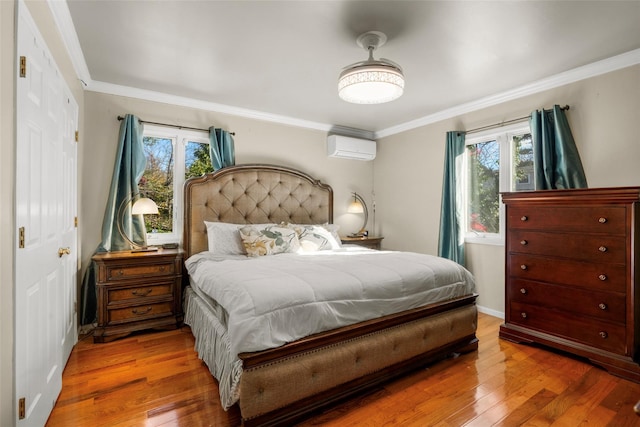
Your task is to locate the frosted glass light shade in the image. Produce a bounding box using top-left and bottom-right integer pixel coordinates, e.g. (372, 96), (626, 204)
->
(338, 66), (404, 104)
(347, 200), (364, 213)
(132, 197), (159, 215)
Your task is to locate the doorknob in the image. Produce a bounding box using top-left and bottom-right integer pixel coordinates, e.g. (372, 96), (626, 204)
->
(58, 247), (71, 258)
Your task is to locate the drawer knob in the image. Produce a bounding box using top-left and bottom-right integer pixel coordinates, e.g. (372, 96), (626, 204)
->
(520, 288), (527, 295)
(521, 312), (528, 319)
(599, 331), (608, 339)
(599, 303), (607, 310)
(520, 240), (528, 246)
(598, 274), (608, 281)
(520, 264), (528, 270)
(598, 246), (608, 253)
(159, 266), (166, 272)
(520, 216), (528, 222)
(117, 270), (124, 276)
(132, 289), (152, 296)
(132, 307), (152, 315)
(598, 217), (607, 224)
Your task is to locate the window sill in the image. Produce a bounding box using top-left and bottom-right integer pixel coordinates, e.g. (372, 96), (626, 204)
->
(464, 235), (504, 246)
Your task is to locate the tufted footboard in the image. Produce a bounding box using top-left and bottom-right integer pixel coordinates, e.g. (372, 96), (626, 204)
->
(238, 296), (478, 426)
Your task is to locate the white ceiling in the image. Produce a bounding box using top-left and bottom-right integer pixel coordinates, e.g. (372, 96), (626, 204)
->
(61, 1), (640, 137)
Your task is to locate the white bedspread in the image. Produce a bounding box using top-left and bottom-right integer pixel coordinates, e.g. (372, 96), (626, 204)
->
(185, 247), (476, 356)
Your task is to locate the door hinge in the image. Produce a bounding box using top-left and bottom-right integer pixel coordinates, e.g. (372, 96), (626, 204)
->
(19, 56), (26, 78)
(75, 130), (79, 142)
(74, 216), (78, 228)
(18, 227), (25, 249)
(74, 301), (77, 313)
(18, 397), (25, 419)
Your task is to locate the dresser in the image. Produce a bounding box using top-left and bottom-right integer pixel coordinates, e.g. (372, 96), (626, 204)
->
(92, 248), (183, 343)
(500, 187), (640, 382)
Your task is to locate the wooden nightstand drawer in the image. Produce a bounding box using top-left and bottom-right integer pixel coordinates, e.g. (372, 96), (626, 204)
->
(108, 282), (173, 304)
(106, 262), (174, 281)
(92, 248), (183, 343)
(107, 301), (174, 324)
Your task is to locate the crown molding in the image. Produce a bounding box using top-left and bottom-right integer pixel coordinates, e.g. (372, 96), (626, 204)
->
(375, 49), (640, 139)
(49, 2), (638, 140)
(47, 0), (92, 87)
(87, 81), (333, 132)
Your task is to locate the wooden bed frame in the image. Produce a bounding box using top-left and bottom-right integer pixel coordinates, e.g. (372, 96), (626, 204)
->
(183, 164), (478, 426)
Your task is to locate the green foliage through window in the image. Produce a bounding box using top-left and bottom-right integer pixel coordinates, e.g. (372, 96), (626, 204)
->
(467, 140), (500, 234)
(185, 141), (213, 179)
(139, 137), (174, 234)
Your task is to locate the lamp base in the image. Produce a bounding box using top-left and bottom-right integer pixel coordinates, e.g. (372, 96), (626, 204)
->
(349, 230), (369, 238)
(131, 246), (159, 253)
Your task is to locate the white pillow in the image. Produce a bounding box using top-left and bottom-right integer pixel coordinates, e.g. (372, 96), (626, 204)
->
(321, 223), (342, 247)
(238, 224), (301, 257)
(289, 224), (342, 251)
(204, 221), (245, 255)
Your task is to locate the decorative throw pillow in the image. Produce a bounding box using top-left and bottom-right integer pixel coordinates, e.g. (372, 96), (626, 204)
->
(238, 224), (301, 257)
(289, 224), (341, 251)
(204, 221), (245, 255)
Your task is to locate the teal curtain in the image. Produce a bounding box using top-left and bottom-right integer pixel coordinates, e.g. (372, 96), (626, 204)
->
(209, 127), (235, 170)
(438, 131), (466, 265)
(80, 114), (147, 325)
(530, 105), (588, 189)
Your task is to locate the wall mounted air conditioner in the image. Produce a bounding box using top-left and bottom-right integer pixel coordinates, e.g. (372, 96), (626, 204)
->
(327, 135), (376, 161)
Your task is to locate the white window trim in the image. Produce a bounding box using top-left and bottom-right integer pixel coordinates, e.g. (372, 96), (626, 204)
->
(462, 121), (530, 246)
(142, 124), (209, 246)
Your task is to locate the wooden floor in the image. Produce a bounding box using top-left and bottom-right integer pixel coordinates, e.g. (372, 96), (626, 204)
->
(46, 313), (640, 426)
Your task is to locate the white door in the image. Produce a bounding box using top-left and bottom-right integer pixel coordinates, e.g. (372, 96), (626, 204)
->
(60, 88), (79, 364)
(15, 4), (78, 425)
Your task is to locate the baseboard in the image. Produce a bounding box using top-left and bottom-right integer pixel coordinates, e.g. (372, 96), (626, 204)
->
(477, 305), (504, 319)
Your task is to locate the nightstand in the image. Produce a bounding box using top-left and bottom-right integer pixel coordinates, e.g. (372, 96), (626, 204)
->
(92, 248), (183, 343)
(340, 236), (384, 250)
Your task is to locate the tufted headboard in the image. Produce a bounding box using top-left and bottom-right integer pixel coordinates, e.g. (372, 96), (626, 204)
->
(183, 164), (334, 258)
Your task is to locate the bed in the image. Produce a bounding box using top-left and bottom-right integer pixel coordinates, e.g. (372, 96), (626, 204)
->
(182, 164), (478, 426)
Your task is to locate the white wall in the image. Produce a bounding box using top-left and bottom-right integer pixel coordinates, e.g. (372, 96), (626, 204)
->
(375, 65), (640, 316)
(80, 92), (374, 282)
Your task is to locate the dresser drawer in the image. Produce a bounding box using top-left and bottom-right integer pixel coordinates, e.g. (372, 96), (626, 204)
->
(507, 205), (626, 234)
(106, 261), (175, 281)
(107, 282), (173, 304)
(107, 301), (173, 325)
(509, 302), (627, 354)
(508, 230), (626, 264)
(509, 279), (625, 323)
(508, 254), (627, 293)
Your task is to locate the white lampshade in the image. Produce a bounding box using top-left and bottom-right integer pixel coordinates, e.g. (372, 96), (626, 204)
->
(338, 65), (404, 104)
(347, 192), (369, 235)
(132, 197), (159, 215)
(347, 199), (364, 213)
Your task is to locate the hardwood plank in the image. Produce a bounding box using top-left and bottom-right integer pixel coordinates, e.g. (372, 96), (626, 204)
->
(46, 314), (640, 426)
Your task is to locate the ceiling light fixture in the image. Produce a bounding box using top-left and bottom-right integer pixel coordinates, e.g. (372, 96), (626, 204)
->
(338, 31), (405, 104)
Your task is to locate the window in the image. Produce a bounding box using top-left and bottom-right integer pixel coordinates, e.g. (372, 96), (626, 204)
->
(462, 122), (532, 244)
(138, 125), (212, 245)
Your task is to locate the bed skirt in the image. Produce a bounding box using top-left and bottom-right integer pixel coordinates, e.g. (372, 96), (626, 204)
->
(185, 286), (478, 425)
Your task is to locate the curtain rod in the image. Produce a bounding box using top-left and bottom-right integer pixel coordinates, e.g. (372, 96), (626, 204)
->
(465, 105), (569, 135)
(117, 115), (235, 136)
